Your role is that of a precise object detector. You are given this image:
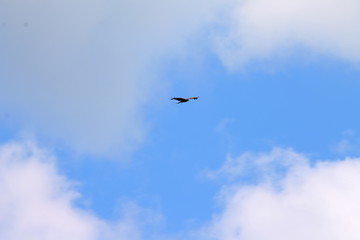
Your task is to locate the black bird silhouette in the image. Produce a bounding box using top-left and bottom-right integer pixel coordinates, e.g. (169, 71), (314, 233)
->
(171, 97), (199, 104)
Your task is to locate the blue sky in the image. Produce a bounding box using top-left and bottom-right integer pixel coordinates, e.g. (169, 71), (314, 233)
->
(2, 0), (360, 239)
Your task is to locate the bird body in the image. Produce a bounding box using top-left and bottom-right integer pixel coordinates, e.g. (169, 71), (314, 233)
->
(171, 97), (199, 104)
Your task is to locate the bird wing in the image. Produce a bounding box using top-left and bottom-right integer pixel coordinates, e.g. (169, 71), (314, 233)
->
(171, 97), (186, 101)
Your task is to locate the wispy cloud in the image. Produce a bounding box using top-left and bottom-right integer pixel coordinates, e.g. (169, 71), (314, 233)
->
(204, 148), (308, 182)
(332, 130), (360, 155)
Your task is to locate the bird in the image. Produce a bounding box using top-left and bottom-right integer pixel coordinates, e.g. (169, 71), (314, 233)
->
(171, 96), (199, 104)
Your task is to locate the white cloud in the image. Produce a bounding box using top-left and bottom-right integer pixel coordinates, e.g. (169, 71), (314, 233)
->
(214, 0), (360, 69)
(5, 141), (360, 240)
(0, 140), (160, 240)
(0, 0), (225, 155)
(201, 148), (360, 240)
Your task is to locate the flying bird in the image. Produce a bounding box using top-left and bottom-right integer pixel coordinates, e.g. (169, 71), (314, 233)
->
(171, 96), (199, 104)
